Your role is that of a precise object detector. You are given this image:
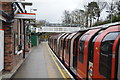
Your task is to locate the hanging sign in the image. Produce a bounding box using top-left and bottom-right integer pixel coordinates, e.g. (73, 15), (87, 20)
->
(15, 13), (36, 19)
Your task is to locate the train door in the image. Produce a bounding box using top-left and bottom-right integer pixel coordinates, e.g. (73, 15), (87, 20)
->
(70, 31), (86, 74)
(118, 41), (120, 80)
(59, 33), (70, 62)
(87, 30), (104, 79)
(60, 39), (64, 60)
(72, 34), (81, 69)
(64, 32), (77, 68)
(77, 29), (100, 79)
(62, 34), (70, 63)
(64, 39), (70, 67)
(69, 33), (81, 75)
(87, 36), (96, 79)
(57, 33), (66, 57)
(73, 40), (77, 68)
(100, 32), (119, 79)
(93, 26), (120, 79)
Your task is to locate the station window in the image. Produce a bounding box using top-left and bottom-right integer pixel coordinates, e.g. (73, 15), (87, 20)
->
(99, 32), (120, 79)
(79, 34), (89, 63)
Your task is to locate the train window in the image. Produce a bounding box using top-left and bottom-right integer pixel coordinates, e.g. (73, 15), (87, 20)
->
(79, 34), (89, 63)
(61, 40), (63, 49)
(99, 32), (120, 79)
(67, 40), (69, 54)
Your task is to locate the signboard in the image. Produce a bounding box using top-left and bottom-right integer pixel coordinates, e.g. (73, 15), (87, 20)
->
(15, 13), (36, 19)
(0, 30), (4, 71)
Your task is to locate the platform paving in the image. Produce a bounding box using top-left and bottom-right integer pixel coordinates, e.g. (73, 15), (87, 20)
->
(12, 42), (63, 78)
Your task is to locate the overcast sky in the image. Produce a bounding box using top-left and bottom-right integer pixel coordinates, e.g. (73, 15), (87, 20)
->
(25, 0), (112, 23)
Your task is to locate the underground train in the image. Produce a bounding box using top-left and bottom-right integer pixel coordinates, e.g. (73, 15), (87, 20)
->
(48, 22), (120, 80)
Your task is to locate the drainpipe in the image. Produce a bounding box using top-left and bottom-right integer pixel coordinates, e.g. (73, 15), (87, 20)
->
(23, 20), (26, 58)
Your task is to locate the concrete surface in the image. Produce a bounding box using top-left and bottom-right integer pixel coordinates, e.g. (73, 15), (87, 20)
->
(12, 42), (63, 78)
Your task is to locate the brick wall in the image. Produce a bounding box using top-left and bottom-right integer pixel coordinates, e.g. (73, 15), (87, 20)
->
(3, 23), (14, 71)
(3, 22), (23, 71)
(2, 2), (23, 71)
(2, 2), (12, 13)
(2, 2), (14, 71)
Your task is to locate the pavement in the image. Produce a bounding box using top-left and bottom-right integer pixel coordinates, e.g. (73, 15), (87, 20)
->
(11, 42), (64, 78)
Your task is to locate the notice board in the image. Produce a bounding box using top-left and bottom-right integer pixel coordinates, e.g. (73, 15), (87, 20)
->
(0, 30), (4, 71)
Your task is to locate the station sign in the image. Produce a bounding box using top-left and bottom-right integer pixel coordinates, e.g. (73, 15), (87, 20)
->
(0, 30), (4, 71)
(15, 13), (36, 19)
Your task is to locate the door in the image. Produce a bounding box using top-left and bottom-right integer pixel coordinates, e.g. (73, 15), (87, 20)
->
(87, 35), (97, 79)
(118, 41), (120, 80)
(77, 29), (100, 79)
(93, 31), (120, 79)
(100, 32), (120, 79)
(77, 34), (89, 78)
(73, 40), (77, 68)
(88, 30), (105, 79)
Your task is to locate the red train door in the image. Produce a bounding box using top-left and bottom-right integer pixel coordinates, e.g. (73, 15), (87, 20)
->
(87, 30), (106, 79)
(77, 29), (101, 79)
(60, 33), (70, 62)
(118, 42), (120, 80)
(93, 25), (120, 79)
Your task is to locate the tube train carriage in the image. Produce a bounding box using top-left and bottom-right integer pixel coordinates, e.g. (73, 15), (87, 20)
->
(48, 22), (120, 80)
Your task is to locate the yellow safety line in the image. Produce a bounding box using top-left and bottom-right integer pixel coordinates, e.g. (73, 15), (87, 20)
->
(46, 44), (67, 79)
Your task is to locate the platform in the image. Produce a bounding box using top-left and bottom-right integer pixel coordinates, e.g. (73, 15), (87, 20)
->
(11, 42), (73, 79)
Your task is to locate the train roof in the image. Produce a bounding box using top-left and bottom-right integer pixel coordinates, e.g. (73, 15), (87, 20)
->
(61, 33), (71, 39)
(81, 21), (120, 31)
(66, 32), (77, 39)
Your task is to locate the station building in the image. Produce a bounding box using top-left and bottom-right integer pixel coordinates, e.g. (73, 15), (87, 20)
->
(0, 0), (35, 78)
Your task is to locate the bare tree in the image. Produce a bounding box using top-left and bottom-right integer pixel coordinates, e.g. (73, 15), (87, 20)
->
(71, 9), (85, 26)
(86, 2), (99, 27)
(62, 10), (71, 25)
(36, 20), (48, 27)
(96, 1), (107, 23)
(62, 9), (86, 27)
(106, 1), (117, 21)
(115, 1), (120, 15)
